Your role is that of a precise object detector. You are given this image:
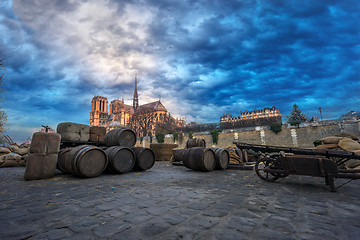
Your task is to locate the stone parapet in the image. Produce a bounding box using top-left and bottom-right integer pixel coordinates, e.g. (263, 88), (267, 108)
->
(136, 122), (359, 149)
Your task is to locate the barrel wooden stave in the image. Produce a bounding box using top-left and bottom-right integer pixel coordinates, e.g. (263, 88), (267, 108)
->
(235, 149), (243, 162)
(57, 148), (71, 173)
(242, 149), (248, 162)
(105, 146), (135, 173)
(105, 128), (136, 147)
(104, 130), (114, 146)
(131, 147), (155, 171)
(183, 147), (215, 172)
(173, 149), (187, 162)
(186, 138), (206, 148)
(210, 147), (230, 170)
(65, 145), (108, 178)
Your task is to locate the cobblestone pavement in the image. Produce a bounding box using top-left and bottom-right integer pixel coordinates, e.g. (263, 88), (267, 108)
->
(1, 162), (360, 240)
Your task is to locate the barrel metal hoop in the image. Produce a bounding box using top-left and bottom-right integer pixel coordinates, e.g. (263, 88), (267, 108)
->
(73, 146), (93, 177)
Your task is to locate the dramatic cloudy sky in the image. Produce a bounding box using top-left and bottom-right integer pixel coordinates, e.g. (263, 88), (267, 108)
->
(1, 0), (359, 142)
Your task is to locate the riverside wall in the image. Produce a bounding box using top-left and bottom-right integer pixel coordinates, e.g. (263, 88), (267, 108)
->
(136, 120), (360, 149)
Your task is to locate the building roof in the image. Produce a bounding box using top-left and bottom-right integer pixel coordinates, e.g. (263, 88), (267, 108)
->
(137, 100), (167, 112)
(111, 100), (134, 114)
(125, 104), (134, 114)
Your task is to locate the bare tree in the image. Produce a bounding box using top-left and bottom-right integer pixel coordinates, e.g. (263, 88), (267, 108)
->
(128, 110), (156, 137)
(154, 113), (178, 134)
(127, 109), (185, 137)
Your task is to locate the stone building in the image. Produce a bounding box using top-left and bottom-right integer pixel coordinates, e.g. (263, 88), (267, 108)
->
(220, 106), (281, 123)
(90, 75), (184, 135)
(220, 106), (282, 128)
(108, 99), (134, 127)
(90, 96), (109, 126)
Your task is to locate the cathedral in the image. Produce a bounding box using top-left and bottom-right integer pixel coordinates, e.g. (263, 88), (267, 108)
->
(90, 75), (182, 135)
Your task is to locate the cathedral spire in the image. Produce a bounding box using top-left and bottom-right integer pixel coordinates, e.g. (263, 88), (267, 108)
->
(133, 74), (139, 110)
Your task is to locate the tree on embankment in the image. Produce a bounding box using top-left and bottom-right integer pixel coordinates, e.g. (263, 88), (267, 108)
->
(285, 103), (310, 127)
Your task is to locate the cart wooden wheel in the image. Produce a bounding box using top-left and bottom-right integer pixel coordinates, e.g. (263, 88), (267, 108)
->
(267, 154), (289, 179)
(255, 157), (280, 182)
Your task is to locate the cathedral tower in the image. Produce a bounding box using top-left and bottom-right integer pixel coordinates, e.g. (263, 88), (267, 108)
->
(133, 74), (139, 110)
(90, 96), (109, 126)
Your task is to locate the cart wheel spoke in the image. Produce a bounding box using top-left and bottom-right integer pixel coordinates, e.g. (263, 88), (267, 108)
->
(255, 157), (279, 182)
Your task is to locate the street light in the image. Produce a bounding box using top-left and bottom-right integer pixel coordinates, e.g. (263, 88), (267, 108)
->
(319, 107), (323, 121)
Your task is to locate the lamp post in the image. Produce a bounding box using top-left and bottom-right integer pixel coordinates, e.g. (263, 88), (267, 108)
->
(318, 107), (323, 121)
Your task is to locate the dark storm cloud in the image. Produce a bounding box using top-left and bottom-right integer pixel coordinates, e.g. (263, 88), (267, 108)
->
(0, 0), (359, 142)
(148, 0), (359, 119)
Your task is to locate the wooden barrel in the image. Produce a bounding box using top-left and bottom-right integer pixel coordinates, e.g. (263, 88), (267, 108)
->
(57, 148), (71, 173)
(65, 145), (108, 178)
(210, 148), (230, 170)
(131, 147), (155, 171)
(172, 149), (187, 162)
(186, 138), (206, 148)
(235, 149), (243, 162)
(105, 128), (136, 147)
(183, 147), (215, 172)
(104, 146), (135, 173)
(242, 149), (248, 162)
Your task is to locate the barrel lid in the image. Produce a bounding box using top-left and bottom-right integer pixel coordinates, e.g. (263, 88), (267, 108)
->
(111, 147), (135, 173)
(202, 149), (216, 171)
(76, 148), (108, 177)
(138, 148), (155, 170)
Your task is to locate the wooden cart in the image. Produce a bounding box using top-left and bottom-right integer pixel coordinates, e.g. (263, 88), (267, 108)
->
(234, 142), (360, 192)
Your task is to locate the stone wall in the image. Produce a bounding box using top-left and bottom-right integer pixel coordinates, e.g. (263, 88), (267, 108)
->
(136, 121), (360, 149)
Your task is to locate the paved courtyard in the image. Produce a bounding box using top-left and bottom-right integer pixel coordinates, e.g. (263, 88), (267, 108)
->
(0, 162), (359, 240)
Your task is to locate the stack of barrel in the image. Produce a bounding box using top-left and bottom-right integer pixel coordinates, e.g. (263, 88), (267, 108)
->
(104, 128), (155, 172)
(172, 138), (229, 172)
(56, 123), (155, 178)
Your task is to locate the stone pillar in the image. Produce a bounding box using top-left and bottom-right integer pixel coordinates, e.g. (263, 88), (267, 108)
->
(96, 100), (100, 111)
(291, 129), (298, 147)
(121, 109), (125, 126)
(260, 130), (266, 145)
(105, 99), (108, 113)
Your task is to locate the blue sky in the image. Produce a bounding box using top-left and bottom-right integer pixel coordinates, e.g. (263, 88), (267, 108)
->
(1, 0), (359, 143)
